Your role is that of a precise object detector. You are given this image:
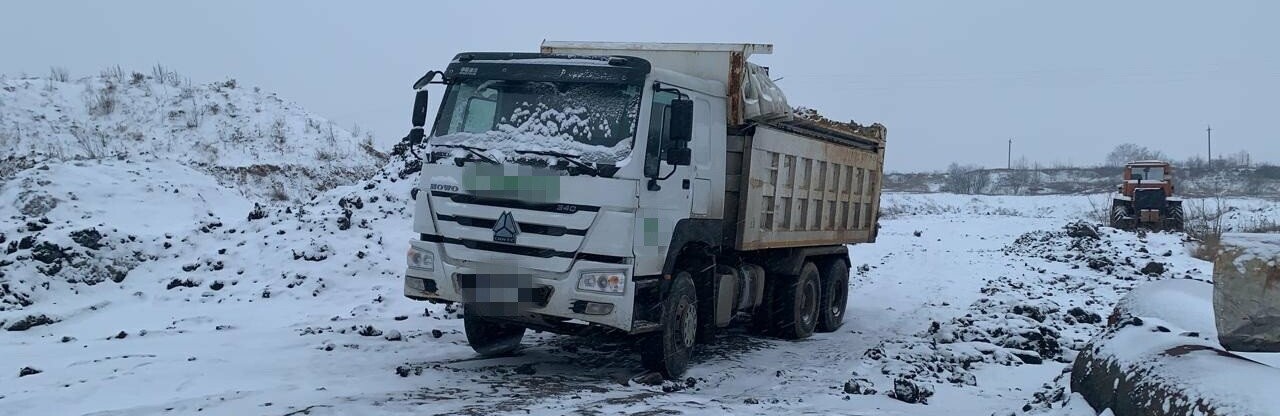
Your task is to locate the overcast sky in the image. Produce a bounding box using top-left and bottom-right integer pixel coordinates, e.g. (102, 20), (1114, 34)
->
(3, 1), (1276, 172)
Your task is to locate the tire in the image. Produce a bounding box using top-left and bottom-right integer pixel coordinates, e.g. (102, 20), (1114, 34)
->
(639, 272), (697, 378)
(695, 274), (718, 345)
(1111, 203), (1132, 230)
(816, 260), (850, 333)
(463, 309), (525, 356)
(771, 262), (821, 340)
(747, 274), (775, 336)
(1166, 205), (1185, 232)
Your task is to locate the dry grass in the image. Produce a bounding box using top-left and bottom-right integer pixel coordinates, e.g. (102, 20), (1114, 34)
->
(49, 67), (70, 82)
(1085, 194), (1113, 225)
(1184, 197), (1280, 261)
(1185, 197), (1228, 261)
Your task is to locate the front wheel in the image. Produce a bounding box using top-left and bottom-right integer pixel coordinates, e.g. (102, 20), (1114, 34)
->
(816, 260), (850, 333)
(463, 309), (525, 356)
(639, 272), (698, 378)
(1166, 205), (1185, 232)
(1110, 203), (1133, 230)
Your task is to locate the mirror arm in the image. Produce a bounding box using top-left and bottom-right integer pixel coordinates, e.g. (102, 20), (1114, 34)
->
(652, 81), (689, 99)
(646, 164), (680, 191)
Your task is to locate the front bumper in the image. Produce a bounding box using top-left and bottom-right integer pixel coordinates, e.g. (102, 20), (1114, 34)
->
(404, 240), (636, 332)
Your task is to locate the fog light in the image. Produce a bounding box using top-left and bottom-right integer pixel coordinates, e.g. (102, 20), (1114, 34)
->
(406, 277), (438, 294)
(572, 300), (614, 315)
(585, 302), (614, 315)
(407, 277), (426, 291)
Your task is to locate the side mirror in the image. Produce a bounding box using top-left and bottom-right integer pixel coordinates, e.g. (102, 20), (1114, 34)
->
(407, 89), (430, 147)
(406, 71), (442, 149)
(668, 98), (693, 142)
(664, 98), (693, 166)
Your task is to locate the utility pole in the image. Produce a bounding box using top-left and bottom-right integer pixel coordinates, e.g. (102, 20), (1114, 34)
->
(1206, 125), (1212, 169)
(1007, 139), (1012, 169)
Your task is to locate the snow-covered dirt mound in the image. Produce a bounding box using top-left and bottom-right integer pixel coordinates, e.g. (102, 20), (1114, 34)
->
(847, 221), (1210, 410)
(0, 159), (252, 308)
(0, 152), (419, 311)
(0, 69), (386, 202)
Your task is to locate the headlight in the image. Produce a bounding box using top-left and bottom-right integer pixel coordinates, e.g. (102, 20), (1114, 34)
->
(577, 271), (626, 294)
(407, 246), (435, 272)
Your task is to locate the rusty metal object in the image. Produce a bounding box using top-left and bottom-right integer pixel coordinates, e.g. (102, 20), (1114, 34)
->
(727, 51), (745, 126)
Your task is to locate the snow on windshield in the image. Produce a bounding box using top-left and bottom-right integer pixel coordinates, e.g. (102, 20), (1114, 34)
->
(431, 79), (641, 165)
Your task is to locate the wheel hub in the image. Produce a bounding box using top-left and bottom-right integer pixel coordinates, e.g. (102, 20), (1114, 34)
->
(679, 301), (697, 348)
(801, 281), (817, 326)
(831, 282), (846, 317)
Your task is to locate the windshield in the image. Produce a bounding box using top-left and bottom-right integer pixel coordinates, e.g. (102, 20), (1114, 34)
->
(1132, 166), (1166, 181)
(431, 78), (643, 164)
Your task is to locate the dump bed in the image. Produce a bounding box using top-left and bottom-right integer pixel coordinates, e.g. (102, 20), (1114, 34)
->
(726, 118), (886, 251)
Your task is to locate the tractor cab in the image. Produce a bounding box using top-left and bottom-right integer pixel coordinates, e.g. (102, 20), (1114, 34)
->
(1120, 160), (1174, 196)
(1111, 160), (1183, 231)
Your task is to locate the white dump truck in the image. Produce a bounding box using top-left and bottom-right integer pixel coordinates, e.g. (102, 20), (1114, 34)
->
(403, 41), (886, 378)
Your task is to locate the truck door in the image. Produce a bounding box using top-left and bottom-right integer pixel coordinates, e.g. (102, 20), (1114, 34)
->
(689, 97), (713, 217)
(635, 89), (696, 276)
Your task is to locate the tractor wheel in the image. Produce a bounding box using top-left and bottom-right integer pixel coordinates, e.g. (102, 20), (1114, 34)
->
(1166, 205), (1185, 232)
(1110, 203), (1133, 230)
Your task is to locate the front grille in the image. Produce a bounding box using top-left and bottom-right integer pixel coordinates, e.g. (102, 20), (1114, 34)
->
(420, 233), (629, 264)
(436, 214), (586, 237)
(1133, 189), (1166, 210)
(431, 191), (598, 214)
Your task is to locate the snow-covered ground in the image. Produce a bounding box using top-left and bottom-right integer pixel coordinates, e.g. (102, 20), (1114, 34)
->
(4, 73), (1278, 415)
(7, 181), (1276, 415)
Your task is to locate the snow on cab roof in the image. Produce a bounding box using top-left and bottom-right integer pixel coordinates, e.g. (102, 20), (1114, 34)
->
(467, 57), (614, 67)
(1128, 160), (1169, 165)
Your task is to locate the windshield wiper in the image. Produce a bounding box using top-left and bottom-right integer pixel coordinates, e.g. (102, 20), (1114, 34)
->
(433, 143), (499, 164)
(512, 149), (601, 176)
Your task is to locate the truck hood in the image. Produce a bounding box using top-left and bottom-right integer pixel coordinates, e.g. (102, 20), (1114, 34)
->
(415, 163), (637, 273)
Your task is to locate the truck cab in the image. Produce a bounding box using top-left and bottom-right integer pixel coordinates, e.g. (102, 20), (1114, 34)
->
(403, 42), (885, 378)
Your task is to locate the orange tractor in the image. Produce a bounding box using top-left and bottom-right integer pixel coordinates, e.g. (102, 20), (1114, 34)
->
(1110, 160), (1184, 231)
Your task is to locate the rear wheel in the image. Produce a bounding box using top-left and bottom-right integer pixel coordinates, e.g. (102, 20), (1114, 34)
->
(771, 262), (821, 339)
(639, 272), (697, 379)
(463, 309), (526, 356)
(747, 273), (775, 336)
(817, 260), (850, 333)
